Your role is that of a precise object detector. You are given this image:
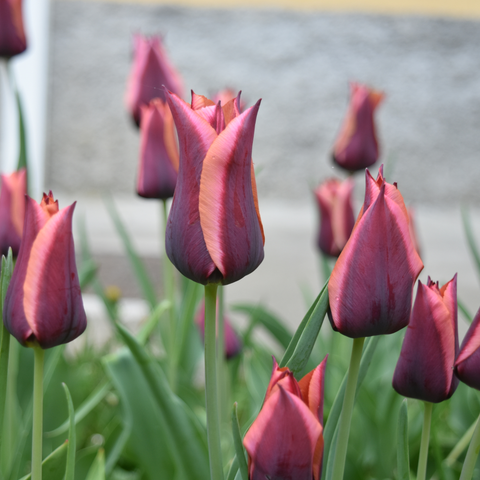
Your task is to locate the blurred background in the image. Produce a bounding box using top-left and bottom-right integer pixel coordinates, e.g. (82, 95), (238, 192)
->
(1, 0), (480, 338)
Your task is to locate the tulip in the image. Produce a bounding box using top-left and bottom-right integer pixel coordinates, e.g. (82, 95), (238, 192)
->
(314, 177), (355, 257)
(332, 82), (384, 172)
(0, 168), (26, 257)
(136, 98), (179, 199)
(165, 90), (264, 286)
(328, 167), (423, 338)
(0, 0), (27, 58)
(243, 357), (327, 480)
(392, 275), (458, 403)
(3, 192), (87, 349)
(125, 34), (184, 126)
(195, 301), (242, 359)
(454, 307), (480, 391)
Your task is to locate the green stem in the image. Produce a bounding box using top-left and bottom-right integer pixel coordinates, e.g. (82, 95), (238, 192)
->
(32, 346), (44, 480)
(460, 411), (480, 480)
(417, 401), (433, 480)
(205, 283), (224, 480)
(331, 336), (365, 480)
(217, 285), (226, 422)
(0, 322), (11, 451)
(445, 419), (476, 467)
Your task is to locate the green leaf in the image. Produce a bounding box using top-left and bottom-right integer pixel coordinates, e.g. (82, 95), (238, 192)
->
(226, 456), (239, 480)
(461, 206), (480, 281)
(15, 90), (28, 173)
(46, 381), (111, 438)
(322, 335), (381, 480)
(78, 258), (98, 291)
(19, 441), (68, 480)
(232, 403), (248, 480)
(231, 304), (292, 350)
(137, 300), (171, 346)
(397, 399), (410, 480)
(85, 448), (105, 480)
(458, 298), (474, 323)
(280, 279), (329, 374)
(63, 383), (76, 480)
(104, 195), (157, 308)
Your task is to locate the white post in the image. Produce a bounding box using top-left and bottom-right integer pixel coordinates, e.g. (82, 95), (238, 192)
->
(0, 0), (51, 200)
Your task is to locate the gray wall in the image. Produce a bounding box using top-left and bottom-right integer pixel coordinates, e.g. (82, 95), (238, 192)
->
(47, 1), (480, 206)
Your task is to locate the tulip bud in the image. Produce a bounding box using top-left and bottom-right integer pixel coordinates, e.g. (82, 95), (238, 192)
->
(136, 99), (179, 200)
(165, 91), (264, 286)
(454, 307), (480, 391)
(195, 301), (242, 359)
(328, 167), (423, 338)
(243, 357), (327, 480)
(314, 177), (355, 257)
(0, 0), (27, 58)
(393, 275), (459, 403)
(0, 169), (26, 257)
(332, 82), (384, 172)
(3, 192), (87, 349)
(125, 34), (184, 126)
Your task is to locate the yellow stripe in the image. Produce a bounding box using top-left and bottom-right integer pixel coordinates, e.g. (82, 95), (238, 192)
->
(63, 0), (480, 18)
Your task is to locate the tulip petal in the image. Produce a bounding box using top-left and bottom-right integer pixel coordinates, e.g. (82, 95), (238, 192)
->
(199, 101), (264, 285)
(0, 0), (27, 58)
(455, 308), (480, 390)
(329, 182), (423, 337)
(392, 277), (458, 403)
(243, 386), (322, 480)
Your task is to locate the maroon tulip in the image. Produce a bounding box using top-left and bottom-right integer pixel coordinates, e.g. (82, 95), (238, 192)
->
(0, 168), (26, 257)
(125, 34), (184, 126)
(136, 98), (179, 199)
(314, 177), (355, 257)
(195, 301), (242, 359)
(328, 167), (423, 338)
(455, 308), (480, 391)
(3, 192), (87, 349)
(0, 0), (27, 58)
(165, 91), (264, 286)
(243, 357), (327, 480)
(393, 275), (458, 403)
(332, 82), (384, 172)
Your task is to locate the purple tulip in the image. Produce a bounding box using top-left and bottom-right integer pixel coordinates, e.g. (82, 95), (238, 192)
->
(0, 0), (27, 58)
(165, 91), (264, 286)
(455, 307), (480, 391)
(3, 192), (87, 349)
(393, 275), (459, 403)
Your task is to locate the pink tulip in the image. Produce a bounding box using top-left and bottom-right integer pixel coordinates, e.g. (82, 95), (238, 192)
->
(455, 307), (480, 391)
(314, 177), (355, 257)
(136, 98), (179, 199)
(125, 34), (184, 126)
(0, 0), (27, 58)
(328, 167), (423, 337)
(333, 82), (384, 172)
(244, 357), (327, 480)
(393, 275), (458, 403)
(0, 169), (26, 257)
(3, 192), (87, 349)
(165, 91), (264, 286)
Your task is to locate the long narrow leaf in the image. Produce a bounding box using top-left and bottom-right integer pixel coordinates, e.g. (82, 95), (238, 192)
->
(63, 383), (76, 480)
(19, 441), (68, 480)
(458, 298), (473, 323)
(85, 448), (105, 480)
(104, 195), (157, 308)
(226, 456), (239, 480)
(232, 403), (248, 480)
(137, 300), (171, 346)
(15, 90), (28, 173)
(397, 399), (410, 480)
(461, 206), (480, 280)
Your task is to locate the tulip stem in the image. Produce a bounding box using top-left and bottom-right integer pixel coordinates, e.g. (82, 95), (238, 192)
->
(217, 285), (226, 422)
(417, 401), (433, 480)
(32, 345), (44, 480)
(331, 336), (365, 480)
(205, 283), (224, 480)
(459, 410), (480, 480)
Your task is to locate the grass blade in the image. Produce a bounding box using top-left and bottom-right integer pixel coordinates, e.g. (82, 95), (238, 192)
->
(62, 383), (76, 480)
(232, 403), (248, 480)
(397, 399), (410, 480)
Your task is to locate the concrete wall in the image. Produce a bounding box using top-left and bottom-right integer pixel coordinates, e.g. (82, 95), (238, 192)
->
(47, 1), (480, 206)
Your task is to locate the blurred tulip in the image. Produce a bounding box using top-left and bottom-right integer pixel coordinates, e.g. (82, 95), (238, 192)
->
(244, 357), (327, 480)
(314, 177), (355, 257)
(328, 167), (423, 338)
(3, 192), (87, 349)
(455, 307), (480, 390)
(195, 301), (242, 359)
(0, 0), (27, 58)
(125, 34), (184, 126)
(332, 82), (384, 172)
(165, 91), (264, 286)
(136, 98), (179, 199)
(0, 168), (26, 256)
(393, 275), (458, 403)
